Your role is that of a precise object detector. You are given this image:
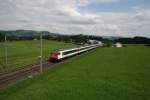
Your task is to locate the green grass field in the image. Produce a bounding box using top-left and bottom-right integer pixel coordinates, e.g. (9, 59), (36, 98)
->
(0, 40), (74, 70)
(0, 45), (150, 100)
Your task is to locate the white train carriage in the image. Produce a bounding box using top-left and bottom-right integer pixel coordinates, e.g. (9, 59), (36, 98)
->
(49, 43), (102, 61)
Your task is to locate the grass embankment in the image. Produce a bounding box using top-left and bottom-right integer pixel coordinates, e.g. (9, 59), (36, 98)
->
(0, 45), (150, 100)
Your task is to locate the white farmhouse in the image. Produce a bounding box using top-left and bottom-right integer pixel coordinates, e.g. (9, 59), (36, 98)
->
(115, 42), (123, 47)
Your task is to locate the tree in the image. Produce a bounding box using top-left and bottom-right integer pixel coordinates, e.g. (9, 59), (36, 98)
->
(0, 33), (4, 41)
(71, 34), (87, 44)
(114, 36), (150, 44)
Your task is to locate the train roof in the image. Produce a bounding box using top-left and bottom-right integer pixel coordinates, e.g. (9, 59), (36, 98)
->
(52, 44), (99, 52)
(52, 45), (83, 51)
(53, 47), (78, 51)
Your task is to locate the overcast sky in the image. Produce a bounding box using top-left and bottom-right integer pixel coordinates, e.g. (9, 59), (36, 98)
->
(0, 0), (150, 37)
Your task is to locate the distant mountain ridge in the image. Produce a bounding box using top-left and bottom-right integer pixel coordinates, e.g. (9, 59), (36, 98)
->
(0, 30), (123, 39)
(101, 36), (123, 40)
(0, 30), (56, 37)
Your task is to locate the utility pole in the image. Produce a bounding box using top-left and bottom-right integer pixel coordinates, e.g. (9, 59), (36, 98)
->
(40, 33), (43, 73)
(70, 38), (72, 43)
(5, 35), (8, 68)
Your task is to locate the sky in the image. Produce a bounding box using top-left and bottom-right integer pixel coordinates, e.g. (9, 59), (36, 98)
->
(0, 0), (150, 37)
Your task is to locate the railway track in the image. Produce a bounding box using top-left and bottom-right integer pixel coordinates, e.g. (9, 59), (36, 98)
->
(0, 48), (98, 89)
(0, 61), (41, 76)
(0, 57), (75, 89)
(0, 60), (59, 88)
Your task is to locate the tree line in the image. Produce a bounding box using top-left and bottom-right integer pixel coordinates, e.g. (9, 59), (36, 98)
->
(114, 36), (150, 44)
(0, 30), (150, 44)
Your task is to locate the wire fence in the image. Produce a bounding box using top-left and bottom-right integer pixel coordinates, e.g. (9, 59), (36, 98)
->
(0, 35), (75, 71)
(0, 36), (43, 70)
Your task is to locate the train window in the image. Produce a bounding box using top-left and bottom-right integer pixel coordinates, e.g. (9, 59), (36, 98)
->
(62, 45), (96, 55)
(51, 52), (60, 56)
(63, 49), (78, 55)
(79, 46), (89, 50)
(78, 45), (95, 51)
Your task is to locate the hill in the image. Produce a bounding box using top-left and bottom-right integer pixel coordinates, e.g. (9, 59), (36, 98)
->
(0, 30), (55, 37)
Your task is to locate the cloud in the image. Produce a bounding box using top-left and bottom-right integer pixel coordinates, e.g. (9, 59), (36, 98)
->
(77, 0), (120, 7)
(0, 0), (150, 37)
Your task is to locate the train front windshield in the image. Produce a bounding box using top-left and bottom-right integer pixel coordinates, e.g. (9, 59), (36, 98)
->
(51, 52), (60, 56)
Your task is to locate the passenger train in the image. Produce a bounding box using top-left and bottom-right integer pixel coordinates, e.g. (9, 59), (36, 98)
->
(49, 42), (103, 61)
